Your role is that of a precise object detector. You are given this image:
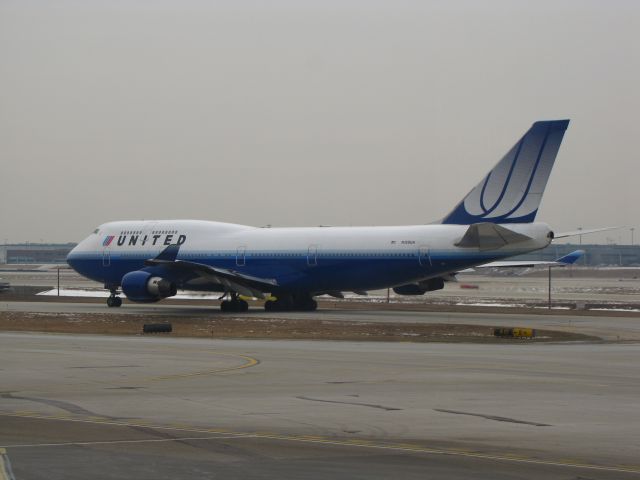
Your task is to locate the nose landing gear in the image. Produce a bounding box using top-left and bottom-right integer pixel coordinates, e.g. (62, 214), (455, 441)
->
(106, 288), (122, 307)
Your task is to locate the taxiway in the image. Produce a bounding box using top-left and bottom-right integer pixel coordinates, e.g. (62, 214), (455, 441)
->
(1, 331), (639, 479)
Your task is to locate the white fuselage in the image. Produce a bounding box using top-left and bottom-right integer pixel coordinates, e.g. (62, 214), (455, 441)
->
(67, 220), (552, 295)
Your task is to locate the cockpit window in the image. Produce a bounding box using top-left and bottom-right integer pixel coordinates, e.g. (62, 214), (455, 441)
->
(93, 228), (100, 234)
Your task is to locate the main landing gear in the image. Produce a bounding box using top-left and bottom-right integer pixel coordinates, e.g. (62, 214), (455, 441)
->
(220, 294), (249, 313)
(264, 294), (317, 312)
(106, 288), (122, 308)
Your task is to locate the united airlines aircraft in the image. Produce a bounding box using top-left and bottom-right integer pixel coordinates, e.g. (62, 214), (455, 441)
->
(67, 120), (577, 312)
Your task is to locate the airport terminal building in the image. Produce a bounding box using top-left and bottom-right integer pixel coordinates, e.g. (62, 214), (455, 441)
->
(0, 244), (76, 264)
(513, 243), (640, 267)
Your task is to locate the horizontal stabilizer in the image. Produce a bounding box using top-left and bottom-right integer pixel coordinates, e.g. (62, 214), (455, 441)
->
(554, 226), (621, 239)
(473, 249), (584, 269)
(455, 223), (532, 250)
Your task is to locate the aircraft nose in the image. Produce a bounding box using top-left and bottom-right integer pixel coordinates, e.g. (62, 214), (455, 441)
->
(66, 240), (87, 272)
(66, 244), (79, 269)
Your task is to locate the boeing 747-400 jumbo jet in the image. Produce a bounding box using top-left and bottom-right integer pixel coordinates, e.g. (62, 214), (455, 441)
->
(67, 120), (587, 311)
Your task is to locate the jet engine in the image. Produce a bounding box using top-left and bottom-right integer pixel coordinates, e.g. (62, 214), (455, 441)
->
(121, 270), (177, 302)
(393, 278), (445, 296)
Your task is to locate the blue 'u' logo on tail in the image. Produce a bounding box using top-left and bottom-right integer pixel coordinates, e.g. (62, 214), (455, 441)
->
(442, 120), (570, 225)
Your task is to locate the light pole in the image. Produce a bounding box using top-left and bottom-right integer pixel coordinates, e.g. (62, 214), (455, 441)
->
(631, 227), (635, 245)
(548, 266), (552, 309)
(578, 227), (583, 246)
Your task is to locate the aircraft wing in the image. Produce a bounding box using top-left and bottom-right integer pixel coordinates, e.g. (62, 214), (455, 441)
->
(474, 250), (585, 269)
(145, 250), (277, 299)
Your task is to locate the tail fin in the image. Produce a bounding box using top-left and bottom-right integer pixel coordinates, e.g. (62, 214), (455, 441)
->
(442, 120), (570, 225)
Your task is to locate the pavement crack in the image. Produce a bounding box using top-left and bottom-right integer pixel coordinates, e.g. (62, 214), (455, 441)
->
(434, 408), (551, 426)
(296, 396), (402, 411)
(0, 393), (99, 416)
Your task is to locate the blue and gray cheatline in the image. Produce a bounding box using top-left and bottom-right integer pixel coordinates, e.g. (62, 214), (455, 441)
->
(68, 119), (582, 313)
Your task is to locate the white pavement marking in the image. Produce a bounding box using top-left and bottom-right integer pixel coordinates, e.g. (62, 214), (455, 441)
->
(0, 448), (16, 480)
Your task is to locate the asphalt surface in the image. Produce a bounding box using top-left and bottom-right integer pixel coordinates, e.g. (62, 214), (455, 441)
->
(1, 332), (639, 479)
(2, 300), (640, 341)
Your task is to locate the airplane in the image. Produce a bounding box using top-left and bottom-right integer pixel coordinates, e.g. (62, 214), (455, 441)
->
(67, 119), (593, 312)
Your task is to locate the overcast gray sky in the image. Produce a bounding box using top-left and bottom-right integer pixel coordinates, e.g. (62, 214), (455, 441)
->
(1, 0), (638, 244)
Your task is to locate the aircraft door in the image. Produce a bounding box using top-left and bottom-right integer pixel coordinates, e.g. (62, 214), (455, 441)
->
(307, 245), (318, 267)
(418, 245), (431, 267)
(236, 246), (246, 267)
(102, 250), (110, 267)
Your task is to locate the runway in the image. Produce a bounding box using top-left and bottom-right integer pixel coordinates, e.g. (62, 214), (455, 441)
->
(1, 332), (639, 479)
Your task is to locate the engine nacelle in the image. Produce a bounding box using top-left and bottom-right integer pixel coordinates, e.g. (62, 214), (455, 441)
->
(121, 270), (177, 303)
(393, 277), (445, 296)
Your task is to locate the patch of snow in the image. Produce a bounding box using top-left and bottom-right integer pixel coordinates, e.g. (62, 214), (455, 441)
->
(590, 308), (640, 312)
(37, 288), (222, 300)
(455, 302), (526, 308)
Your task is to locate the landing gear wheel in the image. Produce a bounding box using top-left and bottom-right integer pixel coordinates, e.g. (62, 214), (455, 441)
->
(238, 299), (249, 312)
(107, 295), (122, 308)
(106, 286), (122, 308)
(264, 295), (295, 312)
(292, 295), (317, 311)
(221, 297), (249, 313)
(303, 299), (317, 311)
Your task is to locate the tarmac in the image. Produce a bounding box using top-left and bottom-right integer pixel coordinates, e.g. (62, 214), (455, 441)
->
(2, 300), (640, 341)
(2, 264), (640, 478)
(1, 330), (640, 479)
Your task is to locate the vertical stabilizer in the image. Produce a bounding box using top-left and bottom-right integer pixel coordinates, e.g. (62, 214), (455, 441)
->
(442, 120), (569, 224)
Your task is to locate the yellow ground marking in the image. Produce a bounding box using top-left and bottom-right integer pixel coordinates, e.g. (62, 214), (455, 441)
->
(1, 411), (639, 475)
(0, 447), (14, 480)
(148, 353), (259, 382)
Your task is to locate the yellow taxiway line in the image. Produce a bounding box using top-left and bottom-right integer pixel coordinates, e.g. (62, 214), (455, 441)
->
(0, 447), (15, 480)
(149, 352), (259, 381)
(1, 411), (639, 475)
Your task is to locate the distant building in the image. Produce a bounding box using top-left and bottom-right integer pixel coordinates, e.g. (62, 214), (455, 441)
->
(0, 244), (76, 264)
(503, 244), (640, 267)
